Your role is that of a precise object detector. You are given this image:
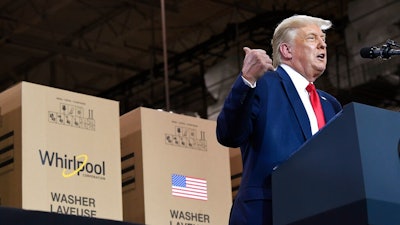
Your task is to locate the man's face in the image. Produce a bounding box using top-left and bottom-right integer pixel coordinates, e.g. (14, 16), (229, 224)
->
(291, 24), (327, 82)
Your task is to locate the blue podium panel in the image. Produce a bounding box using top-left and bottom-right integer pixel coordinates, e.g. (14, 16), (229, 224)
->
(272, 103), (400, 225)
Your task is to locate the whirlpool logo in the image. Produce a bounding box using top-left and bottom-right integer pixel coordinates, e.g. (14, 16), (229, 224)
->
(38, 149), (106, 180)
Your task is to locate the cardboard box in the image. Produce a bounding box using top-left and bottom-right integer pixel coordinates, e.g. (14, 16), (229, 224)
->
(120, 107), (232, 225)
(0, 82), (122, 221)
(229, 148), (242, 200)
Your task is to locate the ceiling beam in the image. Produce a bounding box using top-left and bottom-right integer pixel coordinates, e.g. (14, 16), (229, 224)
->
(99, 10), (300, 105)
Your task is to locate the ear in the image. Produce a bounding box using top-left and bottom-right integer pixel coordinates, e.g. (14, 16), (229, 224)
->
(279, 43), (292, 60)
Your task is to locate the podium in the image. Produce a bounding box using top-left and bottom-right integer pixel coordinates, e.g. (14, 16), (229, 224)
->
(272, 103), (400, 225)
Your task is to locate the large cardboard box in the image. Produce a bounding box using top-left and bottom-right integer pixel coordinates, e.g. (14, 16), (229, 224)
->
(229, 148), (242, 200)
(120, 107), (232, 225)
(0, 82), (122, 221)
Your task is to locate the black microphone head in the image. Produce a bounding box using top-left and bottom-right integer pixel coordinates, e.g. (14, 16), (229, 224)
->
(360, 47), (382, 58)
(360, 47), (374, 58)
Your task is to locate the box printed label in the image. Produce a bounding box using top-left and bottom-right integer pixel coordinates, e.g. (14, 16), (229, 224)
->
(48, 102), (95, 131)
(165, 124), (207, 151)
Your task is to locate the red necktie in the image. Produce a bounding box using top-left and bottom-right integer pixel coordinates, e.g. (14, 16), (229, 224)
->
(306, 83), (325, 129)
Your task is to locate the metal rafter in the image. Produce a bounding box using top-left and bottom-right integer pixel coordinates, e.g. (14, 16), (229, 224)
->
(0, 2), (136, 80)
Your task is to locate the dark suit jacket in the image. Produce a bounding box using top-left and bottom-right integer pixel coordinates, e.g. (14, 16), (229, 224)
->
(216, 66), (342, 225)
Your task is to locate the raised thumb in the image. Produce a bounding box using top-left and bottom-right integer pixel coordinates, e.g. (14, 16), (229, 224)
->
(243, 47), (251, 54)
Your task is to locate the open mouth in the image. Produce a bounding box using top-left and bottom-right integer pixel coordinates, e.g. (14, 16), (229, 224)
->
(317, 53), (325, 60)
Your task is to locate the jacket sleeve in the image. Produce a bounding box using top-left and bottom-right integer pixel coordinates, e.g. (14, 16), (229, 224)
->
(216, 74), (258, 148)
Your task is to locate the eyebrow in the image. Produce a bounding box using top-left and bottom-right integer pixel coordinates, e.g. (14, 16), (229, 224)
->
(306, 32), (326, 39)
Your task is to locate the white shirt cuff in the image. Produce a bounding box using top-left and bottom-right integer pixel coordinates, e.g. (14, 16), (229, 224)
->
(241, 76), (257, 88)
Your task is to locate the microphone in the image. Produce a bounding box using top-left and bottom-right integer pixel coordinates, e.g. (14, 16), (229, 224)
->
(360, 46), (400, 59)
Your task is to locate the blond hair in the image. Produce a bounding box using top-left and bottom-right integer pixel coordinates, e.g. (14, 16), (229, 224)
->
(271, 15), (332, 67)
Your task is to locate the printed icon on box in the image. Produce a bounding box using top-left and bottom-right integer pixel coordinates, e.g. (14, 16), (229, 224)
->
(197, 140), (207, 150)
(48, 112), (57, 123)
(61, 104), (67, 114)
(181, 128), (188, 137)
(173, 136), (179, 145)
(88, 109), (94, 119)
(189, 129), (196, 138)
(188, 138), (195, 148)
(67, 106), (75, 115)
(74, 117), (83, 128)
(48, 103), (95, 131)
(86, 118), (95, 130)
(65, 115), (73, 126)
(57, 113), (65, 124)
(200, 131), (205, 140)
(76, 107), (83, 117)
(181, 137), (187, 147)
(176, 127), (182, 136)
(165, 126), (207, 151)
(165, 134), (173, 144)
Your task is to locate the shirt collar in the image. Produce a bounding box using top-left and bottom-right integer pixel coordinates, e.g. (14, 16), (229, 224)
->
(280, 64), (310, 92)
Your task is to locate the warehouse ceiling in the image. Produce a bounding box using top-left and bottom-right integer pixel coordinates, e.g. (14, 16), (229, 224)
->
(0, 0), (398, 117)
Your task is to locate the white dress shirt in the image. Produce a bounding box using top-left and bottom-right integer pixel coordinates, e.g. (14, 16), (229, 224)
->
(280, 64), (319, 135)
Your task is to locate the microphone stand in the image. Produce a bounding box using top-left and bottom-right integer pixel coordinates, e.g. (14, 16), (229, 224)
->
(380, 39), (400, 59)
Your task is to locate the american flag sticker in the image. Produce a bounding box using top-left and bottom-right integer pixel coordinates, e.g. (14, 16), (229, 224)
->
(171, 174), (208, 201)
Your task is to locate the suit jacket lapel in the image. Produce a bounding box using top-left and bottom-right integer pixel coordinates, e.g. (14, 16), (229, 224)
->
(318, 91), (335, 122)
(276, 66), (312, 140)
